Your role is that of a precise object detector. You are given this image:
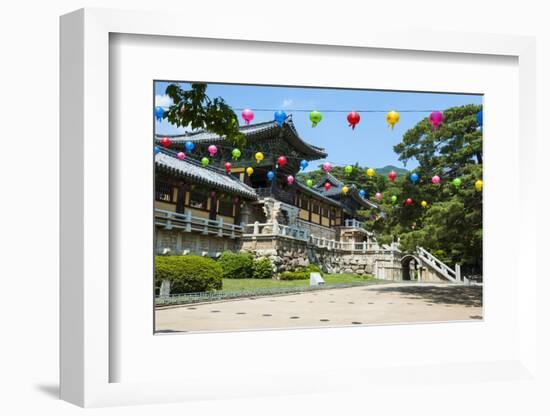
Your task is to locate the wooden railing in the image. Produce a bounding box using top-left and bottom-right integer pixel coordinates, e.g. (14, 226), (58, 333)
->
(155, 209), (243, 238)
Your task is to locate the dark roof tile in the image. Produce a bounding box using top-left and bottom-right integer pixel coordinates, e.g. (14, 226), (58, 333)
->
(155, 152), (258, 199)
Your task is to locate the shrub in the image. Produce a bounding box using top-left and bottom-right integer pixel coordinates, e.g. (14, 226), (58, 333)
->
(218, 252), (254, 279)
(155, 255), (222, 293)
(252, 258), (273, 279)
(279, 264), (323, 280)
(303, 264), (323, 275)
(279, 271), (309, 281)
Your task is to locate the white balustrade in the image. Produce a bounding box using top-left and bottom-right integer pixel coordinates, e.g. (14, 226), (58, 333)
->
(155, 209), (243, 238)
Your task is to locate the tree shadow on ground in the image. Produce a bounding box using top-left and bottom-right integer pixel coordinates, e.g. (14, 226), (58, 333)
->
(369, 285), (482, 307)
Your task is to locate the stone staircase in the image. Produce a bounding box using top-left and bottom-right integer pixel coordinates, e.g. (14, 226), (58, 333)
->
(415, 246), (466, 284)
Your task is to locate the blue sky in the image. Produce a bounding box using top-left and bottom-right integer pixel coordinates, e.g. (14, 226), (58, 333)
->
(154, 81), (482, 171)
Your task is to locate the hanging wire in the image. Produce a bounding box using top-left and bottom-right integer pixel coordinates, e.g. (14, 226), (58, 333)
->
(156, 106), (436, 113)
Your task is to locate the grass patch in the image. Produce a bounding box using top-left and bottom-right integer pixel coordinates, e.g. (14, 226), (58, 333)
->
(220, 273), (375, 292)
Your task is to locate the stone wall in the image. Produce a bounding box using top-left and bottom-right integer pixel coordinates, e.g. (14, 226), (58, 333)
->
(156, 228), (406, 280)
(241, 235), (402, 278)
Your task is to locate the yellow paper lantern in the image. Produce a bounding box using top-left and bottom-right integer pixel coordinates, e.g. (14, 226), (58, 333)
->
(475, 180), (483, 192)
(246, 167), (254, 176)
(255, 152), (264, 164)
(366, 168), (375, 177)
(421, 200), (428, 208)
(386, 110), (400, 129)
(342, 186), (349, 194)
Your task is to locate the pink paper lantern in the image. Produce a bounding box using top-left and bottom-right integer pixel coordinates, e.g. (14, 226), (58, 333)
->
(208, 145), (218, 157)
(375, 192), (382, 201)
(429, 111), (444, 130)
(322, 162), (332, 173)
(177, 152), (185, 161)
(241, 109), (254, 125)
(431, 175), (441, 184)
(287, 175), (295, 185)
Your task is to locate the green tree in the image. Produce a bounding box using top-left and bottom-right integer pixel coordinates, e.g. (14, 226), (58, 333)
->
(381, 104), (483, 273)
(298, 104), (483, 274)
(162, 83), (245, 146)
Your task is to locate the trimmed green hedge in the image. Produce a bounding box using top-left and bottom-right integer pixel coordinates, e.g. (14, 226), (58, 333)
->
(279, 264), (322, 281)
(252, 258), (273, 279)
(155, 255), (222, 293)
(218, 252), (254, 279)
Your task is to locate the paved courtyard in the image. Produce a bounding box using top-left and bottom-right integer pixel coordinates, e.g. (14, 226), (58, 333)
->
(155, 282), (483, 333)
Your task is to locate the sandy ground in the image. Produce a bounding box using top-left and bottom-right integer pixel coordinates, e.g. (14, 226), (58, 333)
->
(155, 282), (483, 333)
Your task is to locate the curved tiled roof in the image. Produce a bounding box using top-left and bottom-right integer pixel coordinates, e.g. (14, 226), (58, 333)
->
(155, 116), (327, 160)
(313, 172), (345, 196)
(311, 172), (379, 210)
(295, 181), (345, 208)
(155, 151), (258, 200)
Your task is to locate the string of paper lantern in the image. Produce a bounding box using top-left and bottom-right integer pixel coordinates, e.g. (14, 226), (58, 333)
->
(156, 105), (484, 131)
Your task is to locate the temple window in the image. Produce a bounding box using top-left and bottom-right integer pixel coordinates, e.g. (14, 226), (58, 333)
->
(155, 181), (174, 203)
(189, 189), (208, 210)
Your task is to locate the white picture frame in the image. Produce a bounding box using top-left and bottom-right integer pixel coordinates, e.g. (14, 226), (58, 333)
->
(60, 8), (538, 408)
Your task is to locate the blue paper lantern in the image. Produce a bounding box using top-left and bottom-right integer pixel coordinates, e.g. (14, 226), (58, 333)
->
(154, 146), (161, 154)
(477, 110), (483, 127)
(267, 171), (275, 181)
(155, 106), (165, 122)
(185, 141), (195, 153)
(359, 189), (366, 198)
(300, 160), (309, 171)
(274, 110), (287, 127)
(410, 173), (419, 184)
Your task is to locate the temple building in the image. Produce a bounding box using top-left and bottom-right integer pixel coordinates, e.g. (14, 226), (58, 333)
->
(154, 116), (394, 275)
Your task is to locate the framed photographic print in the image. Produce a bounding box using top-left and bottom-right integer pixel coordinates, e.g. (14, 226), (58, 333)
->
(60, 8), (538, 408)
(152, 80), (484, 334)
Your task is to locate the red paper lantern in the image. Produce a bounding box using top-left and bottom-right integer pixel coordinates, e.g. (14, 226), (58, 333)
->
(160, 137), (171, 148)
(388, 171), (397, 182)
(405, 198), (413, 206)
(277, 156), (287, 168)
(324, 182), (331, 191)
(347, 111), (361, 130)
(224, 162), (232, 173)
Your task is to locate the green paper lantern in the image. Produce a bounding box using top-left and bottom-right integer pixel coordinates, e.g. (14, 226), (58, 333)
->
(309, 110), (323, 127)
(452, 178), (462, 188)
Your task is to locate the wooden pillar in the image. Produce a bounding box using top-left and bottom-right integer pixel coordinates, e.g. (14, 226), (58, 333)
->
(308, 198), (312, 222)
(209, 190), (217, 220)
(176, 181), (186, 214)
(234, 197), (241, 224)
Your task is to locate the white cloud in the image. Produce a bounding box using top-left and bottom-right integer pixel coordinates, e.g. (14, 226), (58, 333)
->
(281, 99), (293, 109)
(155, 94), (173, 108)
